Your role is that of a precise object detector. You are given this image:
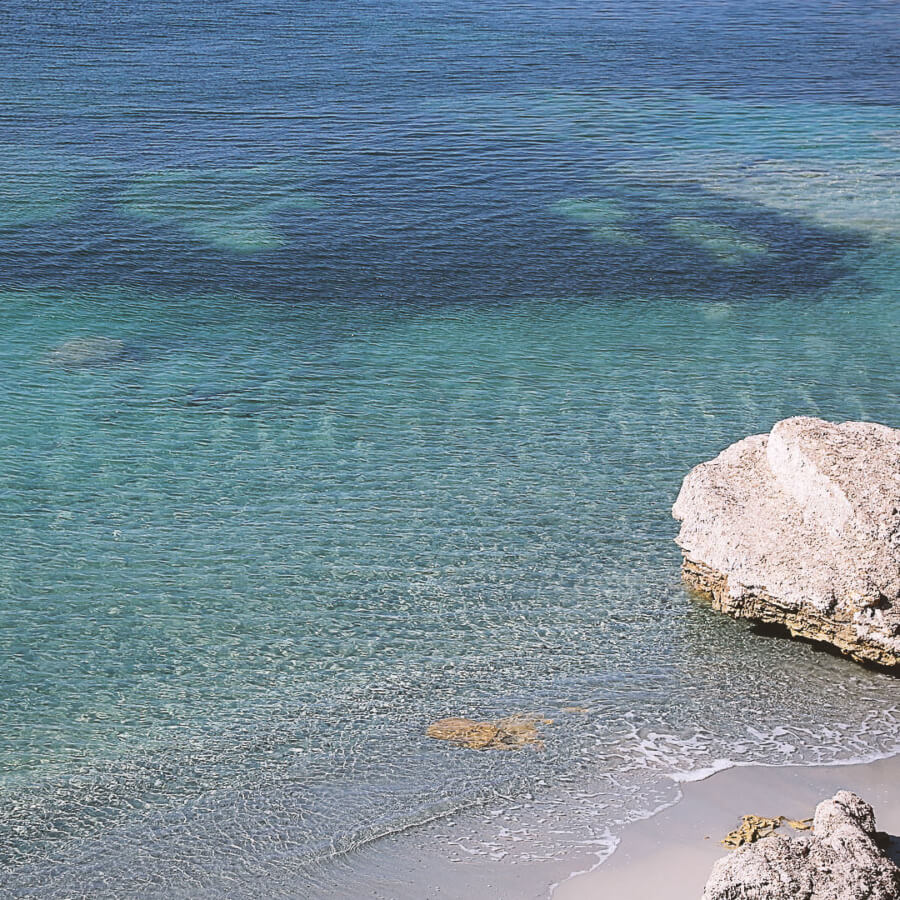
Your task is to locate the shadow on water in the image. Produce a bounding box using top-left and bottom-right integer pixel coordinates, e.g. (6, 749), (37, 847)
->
(0, 173), (867, 311)
(745, 620), (900, 676)
(679, 583), (900, 677)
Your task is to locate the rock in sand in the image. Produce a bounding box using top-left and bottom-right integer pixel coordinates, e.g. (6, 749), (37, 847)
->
(703, 790), (900, 900)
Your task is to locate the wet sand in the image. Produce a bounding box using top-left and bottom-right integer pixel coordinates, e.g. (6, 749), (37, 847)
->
(553, 753), (900, 900)
(307, 753), (900, 899)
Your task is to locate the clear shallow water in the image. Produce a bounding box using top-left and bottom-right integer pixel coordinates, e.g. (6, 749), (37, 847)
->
(1, 2), (899, 897)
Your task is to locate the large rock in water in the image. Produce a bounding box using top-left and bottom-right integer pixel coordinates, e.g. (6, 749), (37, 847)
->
(673, 417), (900, 668)
(702, 791), (900, 900)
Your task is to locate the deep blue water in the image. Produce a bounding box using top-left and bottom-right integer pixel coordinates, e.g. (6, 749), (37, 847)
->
(1, 2), (899, 897)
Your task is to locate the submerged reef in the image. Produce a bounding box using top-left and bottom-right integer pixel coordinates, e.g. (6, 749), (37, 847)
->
(666, 217), (769, 265)
(703, 791), (900, 900)
(120, 163), (319, 253)
(673, 417), (900, 669)
(550, 197), (643, 245)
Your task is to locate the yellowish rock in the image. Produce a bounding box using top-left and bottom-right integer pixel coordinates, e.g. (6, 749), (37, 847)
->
(721, 814), (813, 848)
(426, 715), (550, 751)
(721, 815), (783, 848)
(426, 718), (501, 750)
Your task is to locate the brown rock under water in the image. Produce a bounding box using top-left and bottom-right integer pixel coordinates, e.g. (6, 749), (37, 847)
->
(426, 715), (551, 750)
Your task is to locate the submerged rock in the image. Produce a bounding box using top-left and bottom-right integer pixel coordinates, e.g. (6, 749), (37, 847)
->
(666, 216), (768, 265)
(703, 791), (900, 900)
(120, 163), (320, 253)
(426, 715), (550, 750)
(673, 417), (900, 668)
(45, 336), (128, 368)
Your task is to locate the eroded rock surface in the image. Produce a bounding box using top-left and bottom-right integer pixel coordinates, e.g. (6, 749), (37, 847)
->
(673, 417), (900, 668)
(703, 791), (900, 900)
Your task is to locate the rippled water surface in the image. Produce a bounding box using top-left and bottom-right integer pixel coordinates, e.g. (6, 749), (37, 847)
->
(1, 2), (899, 897)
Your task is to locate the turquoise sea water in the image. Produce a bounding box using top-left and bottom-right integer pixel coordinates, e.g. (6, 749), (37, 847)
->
(2, 2), (900, 897)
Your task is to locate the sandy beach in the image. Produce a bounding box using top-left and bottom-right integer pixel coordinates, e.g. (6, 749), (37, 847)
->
(554, 752), (900, 900)
(296, 751), (900, 899)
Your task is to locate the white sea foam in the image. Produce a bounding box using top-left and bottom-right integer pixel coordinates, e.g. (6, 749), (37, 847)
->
(667, 758), (735, 784)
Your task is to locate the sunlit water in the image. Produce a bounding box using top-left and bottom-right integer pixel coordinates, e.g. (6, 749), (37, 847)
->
(1, 2), (899, 897)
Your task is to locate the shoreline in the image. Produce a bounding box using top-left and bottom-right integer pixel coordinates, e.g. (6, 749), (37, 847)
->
(300, 748), (900, 900)
(552, 751), (900, 899)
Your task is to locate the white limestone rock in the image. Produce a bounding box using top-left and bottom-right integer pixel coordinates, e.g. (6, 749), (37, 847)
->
(702, 791), (900, 900)
(673, 417), (900, 667)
